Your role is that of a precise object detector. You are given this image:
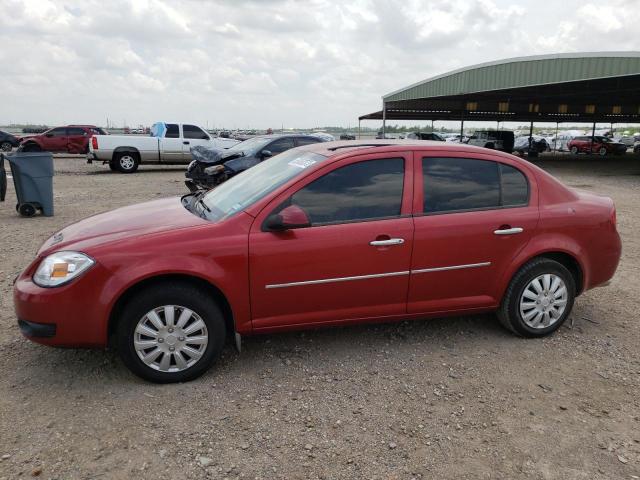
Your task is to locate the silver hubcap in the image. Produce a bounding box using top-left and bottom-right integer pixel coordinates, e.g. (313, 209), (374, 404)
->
(1, 143), (11, 152)
(134, 305), (208, 372)
(120, 155), (135, 170)
(520, 274), (568, 329)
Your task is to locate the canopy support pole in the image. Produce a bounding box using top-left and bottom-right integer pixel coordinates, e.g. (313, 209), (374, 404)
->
(554, 122), (559, 153)
(529, 121), (534, 151)
(358, 119), (361, 140)
(591, 122), (596, 154)
(382, 101), (386, 137)
(460, 111), (464, 140)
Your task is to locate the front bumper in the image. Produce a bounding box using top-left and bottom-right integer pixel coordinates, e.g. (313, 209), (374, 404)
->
(14, 263), (112, 348)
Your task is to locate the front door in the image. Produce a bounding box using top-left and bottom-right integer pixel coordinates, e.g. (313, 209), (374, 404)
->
(44, 127), (68, 152)
(249, 152), (414, 330)
(408, 152), (539, 313)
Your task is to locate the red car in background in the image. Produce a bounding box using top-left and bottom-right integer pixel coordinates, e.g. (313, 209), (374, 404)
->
(14, 141), (621, 383)
(567, 136), (627, 156)
(20, 125), (107, 154)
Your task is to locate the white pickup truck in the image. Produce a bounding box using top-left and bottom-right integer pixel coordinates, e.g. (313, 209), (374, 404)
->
(88, 122), (240, 173)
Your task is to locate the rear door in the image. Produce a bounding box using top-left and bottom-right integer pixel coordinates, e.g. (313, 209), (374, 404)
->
(407, 152), (539, 313)
(249, 151), (414, 329)
(66, 127), (88, 153)
(159, 123), (184, 162)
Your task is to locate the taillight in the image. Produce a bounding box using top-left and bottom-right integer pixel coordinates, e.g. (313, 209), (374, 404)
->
(611, 206), (617, 228)
(91, 136), (98, 150)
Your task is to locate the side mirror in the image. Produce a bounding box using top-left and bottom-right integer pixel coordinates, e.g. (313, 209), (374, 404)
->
(265, 205), (310, 231)
(260, 149), (273, 159)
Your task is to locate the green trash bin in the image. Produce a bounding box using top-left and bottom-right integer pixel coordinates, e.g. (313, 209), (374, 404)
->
(0, 152), (54, 217)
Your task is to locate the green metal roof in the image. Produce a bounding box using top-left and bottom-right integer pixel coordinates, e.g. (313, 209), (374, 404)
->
(384, 52), (640, 102)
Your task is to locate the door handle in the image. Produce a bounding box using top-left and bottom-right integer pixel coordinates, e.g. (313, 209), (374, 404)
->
(494, 227), (523, 235)
(183, 141), (190, 145)
(370, 238), (405, 246)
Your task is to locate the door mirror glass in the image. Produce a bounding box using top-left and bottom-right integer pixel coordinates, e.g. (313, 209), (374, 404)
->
(261, 150), (273, 158)
(265, 205), (310, 231)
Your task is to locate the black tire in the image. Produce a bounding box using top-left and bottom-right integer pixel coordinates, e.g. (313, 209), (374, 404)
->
(108, 160), (118, 171)
(116, 283), (226, 383)
(21, 142), (41, 152)
(497, 258), (575, 337)
(570, 146), (578, 155)
(18, 203), (37, 217)
(114, 152), (139, 173)
(0, 141), (12, 152)
(598, 147), (607, 156)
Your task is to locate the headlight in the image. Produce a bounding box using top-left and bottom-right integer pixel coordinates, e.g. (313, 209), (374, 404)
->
(33, 251), (95, 287)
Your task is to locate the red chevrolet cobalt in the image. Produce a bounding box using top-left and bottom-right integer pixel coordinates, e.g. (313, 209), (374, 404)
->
(15, 141), (621, 382)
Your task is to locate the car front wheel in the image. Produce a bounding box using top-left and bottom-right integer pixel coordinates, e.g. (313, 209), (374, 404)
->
(1, 141), (12, 152)
(116, 284), (226, 383)
(497, 258), (575, 337)
(570, 146), (578, 154)
(599, 147), (607, 156)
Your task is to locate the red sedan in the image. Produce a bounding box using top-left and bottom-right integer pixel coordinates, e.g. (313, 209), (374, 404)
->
(14, 141), (621, 383)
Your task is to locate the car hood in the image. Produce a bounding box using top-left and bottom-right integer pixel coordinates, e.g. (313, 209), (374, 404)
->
(38, 197), (207, 255)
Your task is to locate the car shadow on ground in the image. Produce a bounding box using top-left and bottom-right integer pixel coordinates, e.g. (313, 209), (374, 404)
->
(9, 312), (553, 389)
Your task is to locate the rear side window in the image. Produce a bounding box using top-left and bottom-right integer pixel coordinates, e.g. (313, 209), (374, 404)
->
(500, 164), (529, 206)
(165, 124), (179, 138)
(422, 157), (528, 214)
(183, 124), (209, 140)
(67, 127), (86, 136)
(290, 158), (404, 225)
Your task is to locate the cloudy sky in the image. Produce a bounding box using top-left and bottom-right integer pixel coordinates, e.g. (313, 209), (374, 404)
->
(1, 0), (638, 129)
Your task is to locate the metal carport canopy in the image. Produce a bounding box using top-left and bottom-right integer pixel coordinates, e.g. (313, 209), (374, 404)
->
(360, 52), (640, 123)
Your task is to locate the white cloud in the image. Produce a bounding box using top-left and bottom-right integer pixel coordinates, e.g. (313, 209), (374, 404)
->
(0, 0), (638, 128)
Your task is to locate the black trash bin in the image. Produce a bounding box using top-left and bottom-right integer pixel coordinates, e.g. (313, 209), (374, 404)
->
(0, 152), (54, 217)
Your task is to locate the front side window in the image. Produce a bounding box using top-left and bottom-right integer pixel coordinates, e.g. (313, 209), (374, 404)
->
(48, 128), (67, 137)
(287, 158), (405, 226)
(267, 137), (295, 154)
(165, 124), (179, 138)
(422, 157), (528, 214)
(183, 124), (209, 140)
(295, 136), (321, 146)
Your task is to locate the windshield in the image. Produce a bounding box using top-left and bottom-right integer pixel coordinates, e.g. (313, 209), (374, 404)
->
(226, 136), (273, 156)
(200, 150), (327, 222)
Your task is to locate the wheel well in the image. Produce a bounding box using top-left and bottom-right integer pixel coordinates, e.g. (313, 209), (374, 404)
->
(112, 148), (140, 162)
(536, 252), (584, 295)
(107, 274), (235, 346)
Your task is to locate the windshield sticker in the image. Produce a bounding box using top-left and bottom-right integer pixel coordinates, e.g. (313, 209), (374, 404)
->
(288, 157), (317, 169)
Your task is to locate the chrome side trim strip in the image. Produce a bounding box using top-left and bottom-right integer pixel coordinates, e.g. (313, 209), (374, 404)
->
(411, 262), (491, 274)
(265, 270), (410, 289)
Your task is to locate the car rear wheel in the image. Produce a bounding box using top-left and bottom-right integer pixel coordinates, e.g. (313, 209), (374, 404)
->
(599, 147), (607, 156)
(497, 258), (575, 337)
(570, 146), (578, 155)
(0, 141), (12, 152)
(114, 152), (139, 173)
(116, 284), (226, 383)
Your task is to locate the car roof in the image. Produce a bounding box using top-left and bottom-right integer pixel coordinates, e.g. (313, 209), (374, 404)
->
(300, 139), (518, 160)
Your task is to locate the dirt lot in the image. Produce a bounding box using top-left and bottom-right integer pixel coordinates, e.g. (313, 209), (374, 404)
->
(0, 154), (639, 479)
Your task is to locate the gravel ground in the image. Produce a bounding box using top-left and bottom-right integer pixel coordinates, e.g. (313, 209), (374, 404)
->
(0, 154), (639, 480)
